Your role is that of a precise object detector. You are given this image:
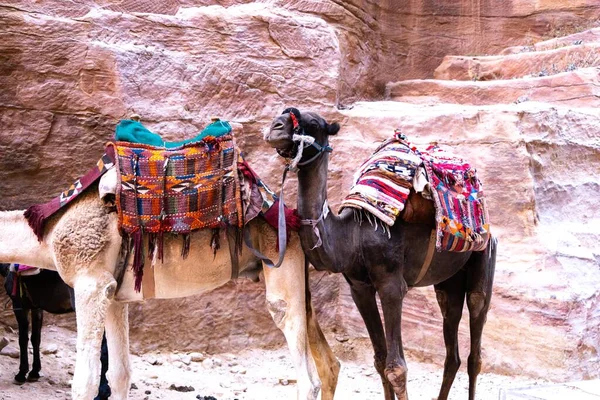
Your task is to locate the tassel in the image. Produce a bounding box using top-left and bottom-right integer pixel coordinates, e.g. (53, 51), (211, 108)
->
(210, 228), (220, 257)
(157, 231), (164, 262)
(182, 234), (191, 259)
(24, 205), (46, 242)
(285, 208), (302, 232)
(132, 228), (144, 293)
(148, 233), (156, 260)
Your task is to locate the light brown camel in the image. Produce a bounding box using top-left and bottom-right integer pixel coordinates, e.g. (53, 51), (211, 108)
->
(0, 178), (340, 400)
(265, 108), (496, 400)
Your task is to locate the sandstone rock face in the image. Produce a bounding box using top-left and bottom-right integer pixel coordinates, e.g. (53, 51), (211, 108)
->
(387, 67), (600, 107)
(435, 43), (600, 81)
(1, 0), (599, 385)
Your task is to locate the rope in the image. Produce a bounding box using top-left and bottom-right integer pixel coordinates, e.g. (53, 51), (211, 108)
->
(288, 133), (315, 172)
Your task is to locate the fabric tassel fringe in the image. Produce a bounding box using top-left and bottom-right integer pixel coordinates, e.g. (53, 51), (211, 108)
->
(132, 229), (144, 293)
(24, 205), (46, 241)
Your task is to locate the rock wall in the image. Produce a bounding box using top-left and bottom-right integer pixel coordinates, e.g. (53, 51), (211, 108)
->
(1, 0), (599, 383)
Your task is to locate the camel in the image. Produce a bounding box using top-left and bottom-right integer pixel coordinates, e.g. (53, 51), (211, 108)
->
(0, 176), (340, 399)
(265, 109), (497, 400)
(0, 264), (110, 399)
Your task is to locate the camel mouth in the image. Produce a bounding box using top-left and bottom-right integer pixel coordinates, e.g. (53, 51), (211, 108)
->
(264, 128), (297, 158)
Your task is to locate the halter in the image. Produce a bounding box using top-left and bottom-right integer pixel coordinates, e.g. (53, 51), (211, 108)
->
(277, 108), (333, 249)
(281, 107), (333, 171)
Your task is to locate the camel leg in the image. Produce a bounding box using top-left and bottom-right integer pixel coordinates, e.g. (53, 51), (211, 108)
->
(263, 250), (321, 400)
(465, 238), (497, 400)
(103, 301), (129, 400)
(347, 277), (395, 400)
(305, 265), (340, 400)
(375, 273), (409, 400)
(71, 272), (116, 400)
(14, 306), (30, 384)
(28, 308), (44, 382)
(434, 269), (467, 400)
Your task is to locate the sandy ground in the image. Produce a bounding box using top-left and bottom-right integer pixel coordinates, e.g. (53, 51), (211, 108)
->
(0, 324), (548, 400)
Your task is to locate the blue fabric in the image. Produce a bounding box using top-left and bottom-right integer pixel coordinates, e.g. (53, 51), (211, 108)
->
(115, 119), (232, 148)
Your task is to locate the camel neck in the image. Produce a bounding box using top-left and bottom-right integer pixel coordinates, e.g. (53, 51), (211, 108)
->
(296, 153), (347, 273)
(0, 210), (54, 269)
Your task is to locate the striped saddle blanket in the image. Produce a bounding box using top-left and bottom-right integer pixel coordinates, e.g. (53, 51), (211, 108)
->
(340, 132), (490, 252)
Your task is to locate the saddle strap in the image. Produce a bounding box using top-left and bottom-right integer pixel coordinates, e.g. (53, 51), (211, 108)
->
(413, 229), (437, 286)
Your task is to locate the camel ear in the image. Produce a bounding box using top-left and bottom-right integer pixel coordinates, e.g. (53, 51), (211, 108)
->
(327, 122), (340, 136)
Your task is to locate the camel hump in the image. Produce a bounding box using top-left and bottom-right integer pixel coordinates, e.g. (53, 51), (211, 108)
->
(400, 190), (435, 225)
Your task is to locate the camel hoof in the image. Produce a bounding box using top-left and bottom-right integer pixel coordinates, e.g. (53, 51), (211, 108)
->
(27, 371), (41, 382)
(14, 372), (27, 385)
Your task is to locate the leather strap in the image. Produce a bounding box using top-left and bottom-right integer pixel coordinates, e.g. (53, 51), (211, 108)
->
(414, 230), (437, 286)
(243, 168), (289, 268)
(227, 226), (240, 280)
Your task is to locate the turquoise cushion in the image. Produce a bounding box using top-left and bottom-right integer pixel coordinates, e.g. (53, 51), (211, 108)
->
(115, 119), (232, 148)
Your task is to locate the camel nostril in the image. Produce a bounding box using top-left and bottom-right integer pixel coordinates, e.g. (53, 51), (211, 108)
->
(272, 122), (285, 130)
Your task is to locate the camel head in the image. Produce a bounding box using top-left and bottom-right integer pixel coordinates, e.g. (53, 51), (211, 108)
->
(265, 108), (340, 166)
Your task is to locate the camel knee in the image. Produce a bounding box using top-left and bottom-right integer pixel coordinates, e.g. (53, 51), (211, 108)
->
(467, 292), (486, 319)
(374, 352), (387, 374)
(267, 298), (288, 329)
(104, 281), (117, 300)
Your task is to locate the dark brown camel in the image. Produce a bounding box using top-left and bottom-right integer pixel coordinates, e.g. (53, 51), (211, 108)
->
(265, 108), (497, 400)
(0, 264), (110, 400)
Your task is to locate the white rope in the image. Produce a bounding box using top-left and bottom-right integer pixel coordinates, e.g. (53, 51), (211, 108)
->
(288, 133), (315, 172)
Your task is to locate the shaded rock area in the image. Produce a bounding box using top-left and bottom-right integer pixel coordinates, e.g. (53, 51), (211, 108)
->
(0, 0), (599, 388)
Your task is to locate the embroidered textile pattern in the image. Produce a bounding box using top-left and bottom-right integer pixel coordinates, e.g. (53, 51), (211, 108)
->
(115, 135), (243, 236)
(24, 147), (116, 241)
(420, 145), (490, 252)
(339, 132), (490, 252)
(340, 136), (422, 226)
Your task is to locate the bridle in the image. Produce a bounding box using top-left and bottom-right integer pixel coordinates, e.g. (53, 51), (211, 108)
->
(279, 107), (333, 171)
(277, 107), (334, 250)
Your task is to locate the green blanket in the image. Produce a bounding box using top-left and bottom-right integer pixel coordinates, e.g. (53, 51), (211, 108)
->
(115, 119), (232, 148)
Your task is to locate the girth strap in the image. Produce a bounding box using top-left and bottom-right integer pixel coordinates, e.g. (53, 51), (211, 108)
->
(413, 229), (437, 286)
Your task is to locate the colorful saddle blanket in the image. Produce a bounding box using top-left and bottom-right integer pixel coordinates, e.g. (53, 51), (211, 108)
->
(340, 132), (490, 252)
(419, 145), (489, 252)
(114, 135), (242, 236)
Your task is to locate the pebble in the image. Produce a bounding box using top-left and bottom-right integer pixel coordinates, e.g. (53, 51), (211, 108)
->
(190, 352), (205, 362)
(42, 344), (58, 355)
(0, 336), (8, 351)
(169, 384), (195, 392)
(145, 389), (151, 395)
(131, 383), (138, 390)
(0, 345), (19, 359)
(180, 354), (192, 365)
(230, 366), (246, 375)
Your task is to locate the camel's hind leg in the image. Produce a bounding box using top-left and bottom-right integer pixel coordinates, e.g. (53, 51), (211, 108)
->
(262, 237), (321, 400)
(104, 301), (130, 400)
(304, 263), (340, 400)
(71, 272), (116, 400)
(434, 268), (467, 400)
(465, 237), (497, 400)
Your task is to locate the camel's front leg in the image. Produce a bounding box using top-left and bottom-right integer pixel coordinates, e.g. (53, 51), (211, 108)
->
(262, 237), (321, 400)
(72, 272), (115, 400)
(104, 301), (130, 400)
(376, 273), (409, 400)
(305, 265), (340, 400)
(348, 277), (395, 400)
